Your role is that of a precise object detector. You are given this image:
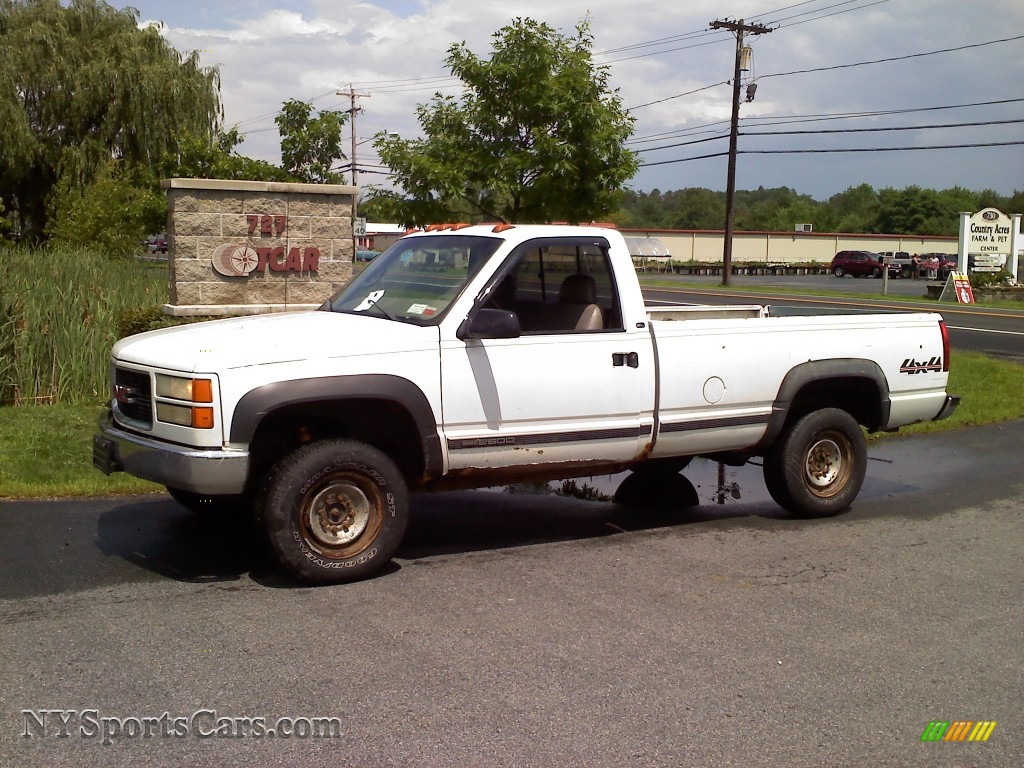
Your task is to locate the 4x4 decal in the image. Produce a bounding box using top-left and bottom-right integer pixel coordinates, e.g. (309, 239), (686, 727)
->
(900, 356), (943, 374)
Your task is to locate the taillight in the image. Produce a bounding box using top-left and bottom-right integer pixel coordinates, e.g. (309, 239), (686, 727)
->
(939, 320), (950, 372)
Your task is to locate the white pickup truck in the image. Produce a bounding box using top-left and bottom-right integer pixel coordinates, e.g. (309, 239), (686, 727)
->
(94, 224), (959, 584)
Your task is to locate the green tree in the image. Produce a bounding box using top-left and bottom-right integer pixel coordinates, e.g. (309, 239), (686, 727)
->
(275, 99), (347, 184)
(0, 0), (222, 241)
(46, 159), (166, 256)
(734, 187), (821, 232)
(825, 184), (879, 233)
(876, 186), (953, 235)
(371, 17), (638, 225)
(162, 128), (293, 182)
(664, 188), (725, 230)
(1006, 189), (1024, 215)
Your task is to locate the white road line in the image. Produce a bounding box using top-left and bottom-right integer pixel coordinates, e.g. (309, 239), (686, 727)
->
(946, 326), (1024, 336)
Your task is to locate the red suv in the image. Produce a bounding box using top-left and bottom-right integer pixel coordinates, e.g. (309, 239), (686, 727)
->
(831, 250), (889, 278)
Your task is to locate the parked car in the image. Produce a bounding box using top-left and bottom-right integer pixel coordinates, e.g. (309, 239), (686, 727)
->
(878, 254), (905, 278)
(831, 250), (889, 278)
(144, 234), (168, 254)
(355, 249), (381, 262)
(879, 250), (911, 277)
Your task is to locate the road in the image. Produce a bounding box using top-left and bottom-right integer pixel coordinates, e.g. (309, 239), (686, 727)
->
(2, 419), (1022, 767)
(640, 273), (1024, 362)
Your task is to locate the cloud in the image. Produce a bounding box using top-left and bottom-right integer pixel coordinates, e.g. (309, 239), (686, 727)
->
(116, 0), (1024, 199)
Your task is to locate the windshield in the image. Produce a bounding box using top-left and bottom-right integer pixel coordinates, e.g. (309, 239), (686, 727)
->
(322, 234), (503, 324)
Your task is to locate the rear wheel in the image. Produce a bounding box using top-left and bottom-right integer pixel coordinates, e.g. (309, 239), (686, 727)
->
(762, 408), (866, 518)
(257, 439), (409, 584)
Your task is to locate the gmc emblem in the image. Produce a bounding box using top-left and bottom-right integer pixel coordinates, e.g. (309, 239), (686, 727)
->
(114, 384), (139, 404)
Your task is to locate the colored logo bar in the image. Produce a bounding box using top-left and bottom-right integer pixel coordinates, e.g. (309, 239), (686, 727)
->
(920, 721), (997, 742)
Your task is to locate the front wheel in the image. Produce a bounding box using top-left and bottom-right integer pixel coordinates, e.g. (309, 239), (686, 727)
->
(762, 408), (867, 518)
(258, 439), (409, 584)
(833, 266), (845, 277)
(871, 267), (881, 278)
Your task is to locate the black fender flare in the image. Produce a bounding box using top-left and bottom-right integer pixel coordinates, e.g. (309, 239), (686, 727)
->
(753, 359), (891, 452)
(230, 374), (444, 478)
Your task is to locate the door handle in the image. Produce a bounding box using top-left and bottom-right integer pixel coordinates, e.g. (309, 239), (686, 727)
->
(612, 352), (639, 368)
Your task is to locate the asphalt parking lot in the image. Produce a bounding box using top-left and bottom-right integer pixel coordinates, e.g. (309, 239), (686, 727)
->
(2, 420), (1022, 767)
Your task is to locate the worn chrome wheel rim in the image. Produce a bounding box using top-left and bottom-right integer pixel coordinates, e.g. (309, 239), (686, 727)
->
(804, 434), (850, 497)
(304, 478), (379, 550)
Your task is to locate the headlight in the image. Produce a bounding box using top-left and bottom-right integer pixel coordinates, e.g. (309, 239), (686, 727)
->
(155, 375), (213, 402)
(154, 375), (216, 429)
(156, 403), (215, 429)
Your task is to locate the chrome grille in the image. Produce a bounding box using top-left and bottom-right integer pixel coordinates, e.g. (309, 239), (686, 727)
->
(113, 368), (152, 426)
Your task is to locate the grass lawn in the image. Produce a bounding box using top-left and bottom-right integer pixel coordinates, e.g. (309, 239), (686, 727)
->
(637, 275), (1024, 310)
(0, 403), (160, 499)
(0, 351), (1021, 499)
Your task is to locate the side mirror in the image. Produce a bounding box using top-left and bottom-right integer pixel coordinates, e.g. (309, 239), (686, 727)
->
(457, 308), (521, 340)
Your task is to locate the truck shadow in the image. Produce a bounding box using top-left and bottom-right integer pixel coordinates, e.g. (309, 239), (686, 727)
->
(399, 483), (786, 562)
(94, 498), (272, 585)
(88, 428), (1017, 589)
(95, 471), (788, 587)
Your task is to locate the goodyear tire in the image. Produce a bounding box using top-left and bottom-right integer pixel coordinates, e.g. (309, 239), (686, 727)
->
(762, 408), (866, 518)
(258, 439), (409, 584)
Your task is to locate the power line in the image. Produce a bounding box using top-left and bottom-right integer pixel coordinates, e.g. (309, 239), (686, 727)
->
(759, 0), (891, 28)
(642, 151), (731, 167)
(631, 117), (1024, 155)
(600, 0), (886, 64)
(628, 82), (730, 111)
(627, 34), (1024, 112)
(627, 98), (1024, 144)
(759, 33), (1024, 79)
(636, 134), (730, 152)
(742, 140), (1024, 154)
(641, 140), (1024, 166)
(742, 117), (1024, 137)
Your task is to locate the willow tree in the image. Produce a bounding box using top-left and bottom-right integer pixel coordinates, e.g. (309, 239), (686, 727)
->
(0, 0), (222, 241)
(371, 17), (639, 226)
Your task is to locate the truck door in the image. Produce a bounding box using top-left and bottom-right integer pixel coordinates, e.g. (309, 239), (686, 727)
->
(439, 237), (652, 471)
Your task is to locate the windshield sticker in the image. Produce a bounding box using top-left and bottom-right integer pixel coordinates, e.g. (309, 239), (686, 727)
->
(353, 289), (386, 312)
(407, 303), (437, 317)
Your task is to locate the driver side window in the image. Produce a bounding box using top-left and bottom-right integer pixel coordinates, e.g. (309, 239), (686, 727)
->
(483, 239), (623, 333)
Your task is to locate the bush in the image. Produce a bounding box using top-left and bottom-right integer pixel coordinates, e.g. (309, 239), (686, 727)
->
(115, 306), (190, 338)
(46, 160), (166, 258)
(970, 269), (1014, 288)
(0, 245), (166, 405)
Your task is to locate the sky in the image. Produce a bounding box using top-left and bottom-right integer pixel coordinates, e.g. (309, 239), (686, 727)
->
(110, 0), (1024, 202)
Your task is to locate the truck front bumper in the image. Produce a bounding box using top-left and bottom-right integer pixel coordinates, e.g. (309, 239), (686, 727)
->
(93, 410), (250, 495)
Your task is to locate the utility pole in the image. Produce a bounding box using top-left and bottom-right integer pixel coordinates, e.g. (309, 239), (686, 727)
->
(709, 18), (772, 286)
(337, 85), (371, 186)
(337, 85), (370, 250)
